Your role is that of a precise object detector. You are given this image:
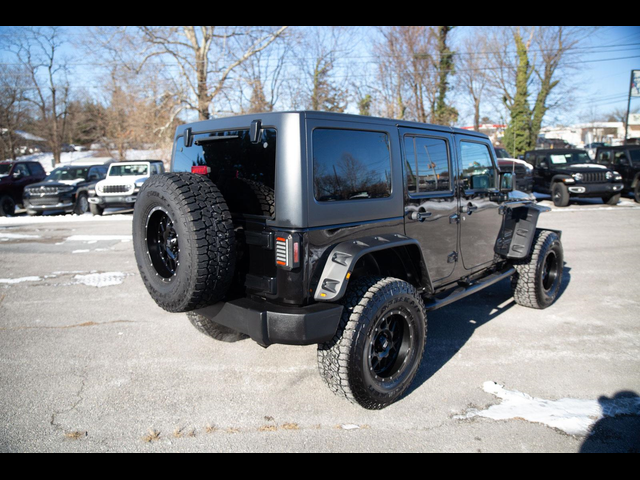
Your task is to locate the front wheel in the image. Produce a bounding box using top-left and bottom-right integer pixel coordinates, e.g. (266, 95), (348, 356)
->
(511, 230), (564, 309)
(634, 182), (640, 204)
(74, 193), (90, 215)
(602, 193), (621, 205)
(552, 183), (570, 207)
(317, 277), (427, 410)
(0, 195), (16, 217)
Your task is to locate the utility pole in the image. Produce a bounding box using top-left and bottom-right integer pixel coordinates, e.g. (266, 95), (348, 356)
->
(625, 70), (639, 145)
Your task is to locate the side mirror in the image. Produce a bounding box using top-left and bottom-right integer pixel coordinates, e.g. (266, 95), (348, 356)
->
(500, 171), (515, 192)
(619, 157), (630, 166)
(539, 161), (548, 169)
(12, 170), (24, 179)
(89, 174), (99, 181)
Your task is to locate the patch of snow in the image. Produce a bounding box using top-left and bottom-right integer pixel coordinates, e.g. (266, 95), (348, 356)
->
(0, 213), (132, 226)
(0, 232), (42, 241)
(66, 234), (132, 242)
(73, 272), (129, 288)
(456, 382), (640, 436)
(0, 276), (41, 284)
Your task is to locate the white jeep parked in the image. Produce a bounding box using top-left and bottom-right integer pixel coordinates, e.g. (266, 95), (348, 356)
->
(88, 160), (165, 215)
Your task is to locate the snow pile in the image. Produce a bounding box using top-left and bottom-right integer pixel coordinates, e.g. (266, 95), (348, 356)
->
(457, 381), (640, 436)
(73, 272), (129, 288)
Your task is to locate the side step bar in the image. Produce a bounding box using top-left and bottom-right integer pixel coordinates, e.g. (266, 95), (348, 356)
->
(423, 267), (515, 312)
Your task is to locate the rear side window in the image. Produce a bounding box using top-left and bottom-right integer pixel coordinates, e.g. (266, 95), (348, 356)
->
(27, 163), (45, 176)
(460, 142), (496, 191)
(173, 128), (276, 218)
(404, 136), (451, 194)
(313, 129), (392, 202)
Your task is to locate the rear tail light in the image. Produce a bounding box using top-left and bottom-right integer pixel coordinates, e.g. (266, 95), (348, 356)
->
(191, 166), (210, 175)
(275, 234), (301, 270)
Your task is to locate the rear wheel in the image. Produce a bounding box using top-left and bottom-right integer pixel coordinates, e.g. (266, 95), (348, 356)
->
(186, 312), (248, 343)
(318, 277), (427, 410)
(133, 173), (236, 313)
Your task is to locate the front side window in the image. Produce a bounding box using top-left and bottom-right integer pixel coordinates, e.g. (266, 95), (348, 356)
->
(313, 129), (392, 202)
(460, 142), (496, 190)
(404, 136), (451, 194)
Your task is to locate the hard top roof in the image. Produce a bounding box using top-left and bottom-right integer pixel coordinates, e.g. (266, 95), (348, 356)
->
(177, 110), (489, 140)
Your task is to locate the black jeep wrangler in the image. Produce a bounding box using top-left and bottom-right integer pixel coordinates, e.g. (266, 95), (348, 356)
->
(594, 144), (640, 203)
(523, 148), (624, 207)
(133, 112), (565, 410)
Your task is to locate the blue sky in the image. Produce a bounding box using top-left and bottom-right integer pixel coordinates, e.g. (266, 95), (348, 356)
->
(1, 26), (639, 128)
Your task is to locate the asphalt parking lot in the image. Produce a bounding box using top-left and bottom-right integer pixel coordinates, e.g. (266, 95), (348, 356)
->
(1, 198), (639, 452)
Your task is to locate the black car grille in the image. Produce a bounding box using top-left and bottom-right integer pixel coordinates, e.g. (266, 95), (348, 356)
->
(103, 185), (130, 194)
(30, 186), (61, 195)
(581, 172), (607, 183)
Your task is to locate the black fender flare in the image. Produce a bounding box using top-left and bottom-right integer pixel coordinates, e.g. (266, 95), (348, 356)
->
(313, 234), (429, 302)
(495, 203), (560, 260)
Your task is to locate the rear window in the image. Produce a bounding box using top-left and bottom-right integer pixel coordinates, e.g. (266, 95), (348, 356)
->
(173, 128), (276, 218)
(313, 129), (392, 202)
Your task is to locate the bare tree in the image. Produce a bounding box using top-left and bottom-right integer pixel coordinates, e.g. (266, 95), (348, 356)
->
(457, 35), (491, 131)
(97, 26), (289, 121)
(2, 26), (72, 165)
(0, 65), (32, 160)
(292, 26), (354, 113)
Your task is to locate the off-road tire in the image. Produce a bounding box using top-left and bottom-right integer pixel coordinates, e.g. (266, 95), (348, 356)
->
(317, 277), (427, 410)
(552, 182), (570, 207)
(74, 193), (89, 215)
(90, 203), (104, 216)
(0, 195), (16, 217)
(186, 312), (248, 343)
(133, 173), (236, 313)
(602, 193), (621, 205)
(511, 230), (564, 309)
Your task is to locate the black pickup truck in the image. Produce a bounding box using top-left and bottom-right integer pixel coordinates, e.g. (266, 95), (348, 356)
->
(0, 160), (47, 216)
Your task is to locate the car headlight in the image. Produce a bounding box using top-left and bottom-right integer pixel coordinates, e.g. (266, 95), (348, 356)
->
(572, 173), (583, 182)
(134, 180), (146, 188)
(58, 186), (74, 193)
(613, 171), (622, 181)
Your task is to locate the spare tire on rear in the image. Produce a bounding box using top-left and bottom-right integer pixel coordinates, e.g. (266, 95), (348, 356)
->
(133, 173), (236, 313)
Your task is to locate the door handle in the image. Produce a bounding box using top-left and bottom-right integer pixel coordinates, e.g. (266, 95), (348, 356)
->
(461, 203), (478, 214)
(409, 211), (432, 222)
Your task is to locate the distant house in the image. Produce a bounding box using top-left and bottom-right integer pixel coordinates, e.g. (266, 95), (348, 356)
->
(0, 129), (48, 157)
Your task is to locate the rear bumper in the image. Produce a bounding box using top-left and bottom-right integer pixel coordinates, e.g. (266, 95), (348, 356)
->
(192, 298), (344, 347)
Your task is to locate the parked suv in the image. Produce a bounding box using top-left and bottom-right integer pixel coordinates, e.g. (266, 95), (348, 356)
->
(23, 164), (108, 216)
(88, 160), (165, 215)
(132, 112), (566, 409)
(524, 148), (624, 207)
(0, 161), (47, 216)
(594, 144), (640, 203)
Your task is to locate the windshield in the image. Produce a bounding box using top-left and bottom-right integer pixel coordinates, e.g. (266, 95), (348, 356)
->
(548, 152), (592, 165)
(46, 167), (90, 182)
(0, 164), (11, 176)
(109, 164), (148, 176)
(495, 148), (511, 159)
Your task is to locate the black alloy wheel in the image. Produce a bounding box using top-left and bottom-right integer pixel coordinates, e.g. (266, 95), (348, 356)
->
(146, 207), (180, 280)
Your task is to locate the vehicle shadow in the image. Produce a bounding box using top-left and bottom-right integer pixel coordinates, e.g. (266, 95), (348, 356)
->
(579, 391), (640, 453)
(404, 264), (572, 399)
